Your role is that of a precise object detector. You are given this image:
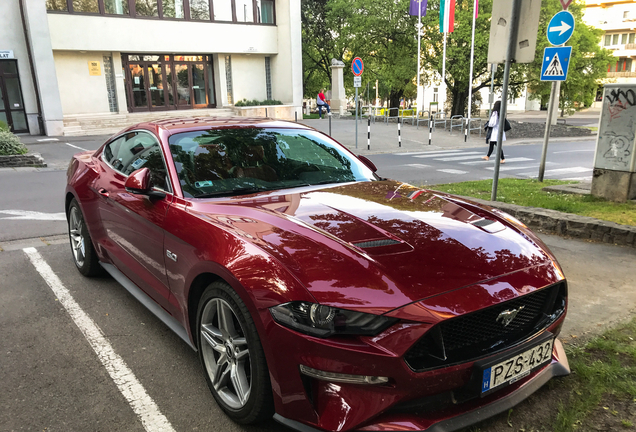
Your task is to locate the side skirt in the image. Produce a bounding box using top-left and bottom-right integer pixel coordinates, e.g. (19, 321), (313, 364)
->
(100, 262), (196, 351)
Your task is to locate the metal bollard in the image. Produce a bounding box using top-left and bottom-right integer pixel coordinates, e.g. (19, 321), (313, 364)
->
(429, 115), (432, 146)
(295, 111), (298, 122)
(398, 117), (402, 148)
(329, 115), (332, 137)
(367, 118), (371, 150)
(265, 108), (268, 118)
(464, 119), (468, 142)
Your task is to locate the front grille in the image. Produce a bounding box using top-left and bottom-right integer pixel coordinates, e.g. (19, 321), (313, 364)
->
(404, 282), (566, 371)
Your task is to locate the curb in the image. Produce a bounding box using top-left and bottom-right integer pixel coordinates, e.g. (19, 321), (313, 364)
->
(463, 197), (636, 248)
(0, 152), (47, 168)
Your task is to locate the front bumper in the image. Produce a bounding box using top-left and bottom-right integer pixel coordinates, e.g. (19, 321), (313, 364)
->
(262, 313), (568, 432)
(273, 338), (569, 431)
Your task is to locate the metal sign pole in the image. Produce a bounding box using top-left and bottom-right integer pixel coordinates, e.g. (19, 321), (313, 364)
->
(367, 117), (371, 150)
(355, 87), (359, 149)
(539, 81), (558, 181)
(491, 0), (522, 202)
(489, 63), (495, 118)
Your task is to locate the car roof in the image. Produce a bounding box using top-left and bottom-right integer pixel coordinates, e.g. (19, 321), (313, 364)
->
(143, 116), (312, 134)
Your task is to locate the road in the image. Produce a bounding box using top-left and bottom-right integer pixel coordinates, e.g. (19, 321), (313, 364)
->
(367, 140), (595, 186)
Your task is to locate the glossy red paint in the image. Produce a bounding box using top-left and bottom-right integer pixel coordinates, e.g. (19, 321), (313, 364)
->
(65, 117), (569, 432)
(124, 167), (151, 191)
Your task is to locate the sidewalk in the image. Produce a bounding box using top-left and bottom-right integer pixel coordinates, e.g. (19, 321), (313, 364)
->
(300, 117), (597, 156)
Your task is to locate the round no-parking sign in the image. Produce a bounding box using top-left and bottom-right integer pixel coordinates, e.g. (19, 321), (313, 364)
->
(352, 57), (364, 76)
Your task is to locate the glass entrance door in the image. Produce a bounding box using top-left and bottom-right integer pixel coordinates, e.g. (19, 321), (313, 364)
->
(0, 61), (29, 133)
(174, 63), (191, 108)
(128, 64), (148, 111)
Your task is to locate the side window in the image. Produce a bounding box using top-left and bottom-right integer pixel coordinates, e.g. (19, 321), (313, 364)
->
(104, 131), (171, 192)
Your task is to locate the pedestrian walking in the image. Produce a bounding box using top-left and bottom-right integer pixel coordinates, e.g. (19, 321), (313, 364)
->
(316, 88), (332, 119)
(482, 100), (511, 163)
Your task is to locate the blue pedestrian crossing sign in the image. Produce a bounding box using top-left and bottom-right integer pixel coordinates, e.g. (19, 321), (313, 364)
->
(541, 46), (572, 82)
(547, 11), (575, 46)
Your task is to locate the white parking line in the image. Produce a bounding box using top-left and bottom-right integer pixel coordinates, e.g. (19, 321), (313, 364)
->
(23, 248), (176, 432)
(437, 169), (468, 175)
(65, 143), (89, 152)
(414, 151), (481, 159)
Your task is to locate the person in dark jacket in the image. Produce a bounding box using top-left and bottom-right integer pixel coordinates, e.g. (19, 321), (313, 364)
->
(482, 100), (510, 163)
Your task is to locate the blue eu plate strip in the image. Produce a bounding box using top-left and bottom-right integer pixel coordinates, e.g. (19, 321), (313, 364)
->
(482, 368), (491, 392)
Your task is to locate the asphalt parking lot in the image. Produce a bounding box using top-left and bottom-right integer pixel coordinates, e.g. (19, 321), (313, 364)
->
(2, 231), (635, 432)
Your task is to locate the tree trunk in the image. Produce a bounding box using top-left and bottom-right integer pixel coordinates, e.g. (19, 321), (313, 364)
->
(451, 89), (467, 117)
(388, 90), (404, 117)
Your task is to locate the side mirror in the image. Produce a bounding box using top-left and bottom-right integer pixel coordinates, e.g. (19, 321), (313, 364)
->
(125, 168), (165, 199)
(357, 155), (378, 173)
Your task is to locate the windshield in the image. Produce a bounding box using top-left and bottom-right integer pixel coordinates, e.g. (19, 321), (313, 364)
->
(168, 128), (377, 198)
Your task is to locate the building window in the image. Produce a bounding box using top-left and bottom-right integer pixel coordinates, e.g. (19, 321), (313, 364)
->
(433, 88), (439, 103)
(265, 57), (272, 100)
(47, 0), (274, 24)
(508, 94), (516, 105)
(162, 0), (184, 17)
(627, 59), (633, 72)
(630, 33), (635, 44)
(213, 0), (233, 21)
(73, 0), (100, 13)
(104, 0), (129, 14)
(622, 33), (628, 44)
(256, 0), (273, 23)
(624, 10), (629, 19)
(225, 56), (233, 105)
(613, 34), (620, 45)
(46, 0), (68, 11)
(605, 35), (611, 46)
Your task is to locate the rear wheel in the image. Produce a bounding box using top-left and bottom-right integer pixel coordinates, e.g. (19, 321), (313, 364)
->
(197, 281), (274, 424)
(68, 199), (101, 276)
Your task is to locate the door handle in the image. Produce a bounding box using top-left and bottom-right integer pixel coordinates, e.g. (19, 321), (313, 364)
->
(98, 188), (109, 198)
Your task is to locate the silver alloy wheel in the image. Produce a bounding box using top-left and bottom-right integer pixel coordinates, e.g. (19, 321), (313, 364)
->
(200, 298), (252, 409)
(69, 206), (86, 267)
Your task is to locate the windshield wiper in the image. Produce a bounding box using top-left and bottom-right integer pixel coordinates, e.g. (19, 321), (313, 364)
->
(194, 187), (269, 198)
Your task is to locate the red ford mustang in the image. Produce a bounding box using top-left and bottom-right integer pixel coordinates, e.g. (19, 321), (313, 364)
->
(65, 117), (569, 432)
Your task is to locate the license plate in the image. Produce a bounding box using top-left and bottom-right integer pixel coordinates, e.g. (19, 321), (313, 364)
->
(482, 338), (554, 393)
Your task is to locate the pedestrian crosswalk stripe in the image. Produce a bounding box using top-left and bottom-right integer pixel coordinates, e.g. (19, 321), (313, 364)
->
(460, 157), (534, 165)
(437, 169), (468, 175)
(404, 164), (432, 168)
(414, 151), (481, 159)
(517, 167), (590, 177)
(435, 155), (485, 161)
(565, 176), (593, 181)
(394, 150), (461, 156)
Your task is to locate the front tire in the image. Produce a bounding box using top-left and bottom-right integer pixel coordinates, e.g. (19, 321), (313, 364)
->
(197, 281), (274, 424)
(68, 198), (102, 276)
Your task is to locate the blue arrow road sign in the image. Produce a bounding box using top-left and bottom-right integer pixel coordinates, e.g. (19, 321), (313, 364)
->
(547, 10), (575, 46)
(541, 46), (572, 81)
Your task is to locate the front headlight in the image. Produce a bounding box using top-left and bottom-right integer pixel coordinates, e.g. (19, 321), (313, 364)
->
(270, 301), (397, 338)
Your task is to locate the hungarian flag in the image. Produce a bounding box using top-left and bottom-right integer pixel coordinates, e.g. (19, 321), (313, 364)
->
(439, 0), (456, 33)
(409, 0), (427, 16)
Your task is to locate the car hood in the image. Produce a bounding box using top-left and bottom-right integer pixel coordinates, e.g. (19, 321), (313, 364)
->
(189, 181), (558, 313)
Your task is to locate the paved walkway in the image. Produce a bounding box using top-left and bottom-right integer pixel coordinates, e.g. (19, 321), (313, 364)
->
(300, 117), (596, 156)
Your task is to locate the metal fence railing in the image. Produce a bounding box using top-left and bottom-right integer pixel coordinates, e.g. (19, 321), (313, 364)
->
(450, 115), (464, 134)
(466, 117), (483, 137)
(432, 112), (447, 131)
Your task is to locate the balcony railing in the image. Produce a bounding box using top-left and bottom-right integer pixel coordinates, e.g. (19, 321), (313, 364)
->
(625, 43), (636, 50)
(607, 71), (636, 77)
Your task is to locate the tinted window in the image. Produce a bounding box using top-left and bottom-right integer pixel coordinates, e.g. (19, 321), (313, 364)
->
(103, 132), (171, 191)
(168, 128), (377, 198)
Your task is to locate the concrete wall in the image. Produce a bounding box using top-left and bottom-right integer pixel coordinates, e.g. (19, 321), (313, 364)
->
(53, 51), (112, 116)
(47, 14), (278, 54)
(231, 55), (268, 103)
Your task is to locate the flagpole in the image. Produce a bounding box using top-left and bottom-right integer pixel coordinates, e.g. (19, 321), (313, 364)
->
(465, 0), (477, 142)
(442, 31), (447, 116)
(417, 0), (422, 124)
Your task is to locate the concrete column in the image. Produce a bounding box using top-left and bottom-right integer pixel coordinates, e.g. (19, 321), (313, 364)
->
(271, 0), (302, 119)
(330, 59), (346, 115)
(111, 52), (128, 114)
(23, 0), (64, 135)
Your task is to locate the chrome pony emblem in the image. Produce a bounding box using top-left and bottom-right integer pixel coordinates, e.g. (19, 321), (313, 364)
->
(496, 306), (525, 327)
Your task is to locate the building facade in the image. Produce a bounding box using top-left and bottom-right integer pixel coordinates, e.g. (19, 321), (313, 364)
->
(584, 0), (636, 85)
(0, 0), (302, 136)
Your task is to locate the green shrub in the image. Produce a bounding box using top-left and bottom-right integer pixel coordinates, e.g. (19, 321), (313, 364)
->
(235, 98), (283, 107)
(0, 131), (28, 155)
(0, 121), (9, 132)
